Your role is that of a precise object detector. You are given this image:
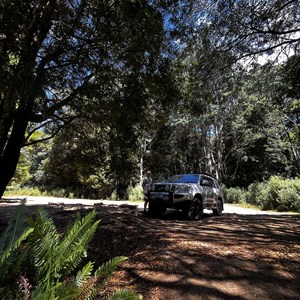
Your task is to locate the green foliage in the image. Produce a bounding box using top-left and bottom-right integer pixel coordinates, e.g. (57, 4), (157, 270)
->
(126, 186), (144, 202)
(4, 186), (47, 197)
(106, 290), (143, 300)
(224, 187), (246, 204)
(245, 182), (264, 205)
(4, 185), (98, 200)
(228, 177), (300, 212)
(0, 204), (34, 296)
(0, 206), (142, 300)
(255, 176), (300, 212)
(224, 177), (300, 212)
(10, 151), (31, 187)
(110, 190), (119, 201)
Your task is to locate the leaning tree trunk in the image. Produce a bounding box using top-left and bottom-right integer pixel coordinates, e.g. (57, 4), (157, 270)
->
(0, 115), (28, 198)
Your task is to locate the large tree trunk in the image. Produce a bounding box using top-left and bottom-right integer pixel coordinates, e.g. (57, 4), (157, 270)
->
(0, 116), (28, 198)
(214, 122), (224, 181)
(0, 1), (57, 198)
(201, 126), (213, 175)
(0, 111), (14, 155)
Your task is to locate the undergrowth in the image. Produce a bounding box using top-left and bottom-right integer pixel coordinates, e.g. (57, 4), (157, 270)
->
(225, 176), (300, 212)
(0, 205), (142, 300)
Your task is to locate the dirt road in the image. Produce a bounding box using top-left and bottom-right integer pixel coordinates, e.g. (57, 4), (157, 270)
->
(0, 197), (299, 299)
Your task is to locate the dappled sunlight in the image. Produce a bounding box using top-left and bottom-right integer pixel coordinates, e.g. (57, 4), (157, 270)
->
(116, 210), (300, 299)
(0, 202), (299, 299)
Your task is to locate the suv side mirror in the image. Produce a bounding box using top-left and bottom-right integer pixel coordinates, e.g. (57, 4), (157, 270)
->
(201, 179), (210, 186)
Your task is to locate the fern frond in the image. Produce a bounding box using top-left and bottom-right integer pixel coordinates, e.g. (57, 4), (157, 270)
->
(0, 205), (33, 281)
(73, 277), (98, 300)
(106, 289), (143, 300)
(75, 261), (94, 287)
(0, 227), (33, 266)
(0, 204), (28, 254)
(55, 211), (100, 275)
(54, 281), (79, 300)
(64, 212), (82, 236)
(94, 256), (128, 285)
(27, 209), (60, 286)
(30, 285), (57, 300)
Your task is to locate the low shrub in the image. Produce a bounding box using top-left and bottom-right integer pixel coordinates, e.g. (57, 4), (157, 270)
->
(4, 185), (100, 200)
(224, 187), (247, 204)
(4, 186), (47, 197)
(246, 182), (264, 205)
(110, 190), (119, 200)
(245, 176), (300, 212)
(126, 185), (144, 202)
(224, 177), (300, 212)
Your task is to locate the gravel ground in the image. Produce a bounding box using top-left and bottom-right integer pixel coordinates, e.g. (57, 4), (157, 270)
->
(1, 196), (293, 215)
(0, 196), (299, 300)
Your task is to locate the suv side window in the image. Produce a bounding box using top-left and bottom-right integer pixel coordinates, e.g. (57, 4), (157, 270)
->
(207, 178), (214, 188)
(202, 176), (214, 188)
(213, 180), (220, 189)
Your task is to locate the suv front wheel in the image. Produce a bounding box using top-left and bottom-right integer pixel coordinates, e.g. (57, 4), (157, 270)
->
(213, 199), (223, 216)
(188, 198), (203, 220)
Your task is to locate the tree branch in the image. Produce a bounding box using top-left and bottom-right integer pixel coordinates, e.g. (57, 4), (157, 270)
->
(23, 114), (80, 147)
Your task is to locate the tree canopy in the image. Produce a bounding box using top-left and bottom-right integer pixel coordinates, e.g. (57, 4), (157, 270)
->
(1, 0), (300, 198)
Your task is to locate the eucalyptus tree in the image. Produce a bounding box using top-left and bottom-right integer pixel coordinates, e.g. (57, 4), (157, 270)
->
(0, 0), (190, 198)
(280, 54), (300, 174)
(192, 0), (300, 61)
(171, 0), (300, 185)
(221, 64), (292, 186)
(171, 23), (241, 181)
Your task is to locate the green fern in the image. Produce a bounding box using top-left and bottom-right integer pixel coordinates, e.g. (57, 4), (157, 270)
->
(0, 205), (32, 263)
(57, 210), (100, 275)
(106, 289), (143, 300)
(27, 209), (60, 290)
(0, 204), (33, 293)
(26, 209), (99, 297)
(94, 256), (128, 285)
(0, 208), (142, 300)
(75, 261), (94, 287)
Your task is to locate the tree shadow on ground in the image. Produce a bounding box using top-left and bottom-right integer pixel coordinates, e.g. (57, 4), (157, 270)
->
(0, 201), (299, 300)
(117, 210), (300, 300)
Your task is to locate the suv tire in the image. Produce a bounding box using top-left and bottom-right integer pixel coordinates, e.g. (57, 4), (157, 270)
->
(188, 198), (203, 220)
(213, 199), (223, 216)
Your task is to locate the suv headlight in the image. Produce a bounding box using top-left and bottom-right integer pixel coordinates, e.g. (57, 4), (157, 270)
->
(174, 185), (191, 194)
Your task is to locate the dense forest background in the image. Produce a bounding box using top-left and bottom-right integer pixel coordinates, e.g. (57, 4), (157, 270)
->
(1, 0), (299, 200)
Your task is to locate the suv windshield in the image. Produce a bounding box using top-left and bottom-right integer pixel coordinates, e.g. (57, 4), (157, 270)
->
(167, 174), (199, 183)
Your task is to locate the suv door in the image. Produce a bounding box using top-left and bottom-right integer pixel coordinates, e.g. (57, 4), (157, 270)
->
(212, 179), (220, 201)
(201, 176), (214, 207)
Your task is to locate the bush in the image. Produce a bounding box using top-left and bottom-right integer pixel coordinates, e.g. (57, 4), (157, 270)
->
(4, 185), (101, 200)
(4, 186), (47, 197)
(224, 187), (247, 204)
(126, 185), (144, 202)
(110, 189), (119, 200)
(246, 182), (264, 205)
(246, 176), (300, 212)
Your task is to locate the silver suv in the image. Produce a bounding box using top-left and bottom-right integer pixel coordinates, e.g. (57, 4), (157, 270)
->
(147, 173), (224, 219)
